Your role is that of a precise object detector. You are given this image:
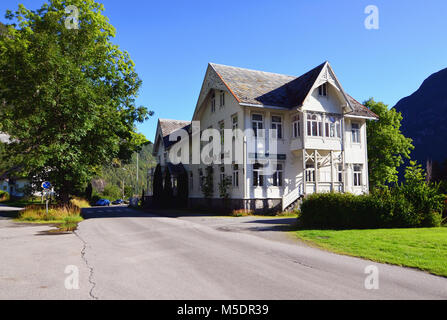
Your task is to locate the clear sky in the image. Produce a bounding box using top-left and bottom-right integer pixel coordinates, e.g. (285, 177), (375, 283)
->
(2, 0), (447, 142)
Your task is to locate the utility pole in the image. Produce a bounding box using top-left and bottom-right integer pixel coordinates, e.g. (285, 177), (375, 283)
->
(136, 152), (139, 196)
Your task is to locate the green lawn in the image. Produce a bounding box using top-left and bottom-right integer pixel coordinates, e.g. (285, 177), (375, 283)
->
(295, 227), (447, 277)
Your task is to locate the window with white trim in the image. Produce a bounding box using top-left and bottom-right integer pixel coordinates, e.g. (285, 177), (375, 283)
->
(351, 123), (361, 143)
(271, 115), (283, 139)
(337, 164), (343, 183)
(253, 162), (264, 187)
(318, 83), (327, 96)
(307, 114), (323, 137)
(252, 114), (264, 137)
(219, 91), (225, 107)
(211, 91), (216, 113)
(353, 164), (363, 186)
(219, 121), (224, 146)
(232, 115), (238, 130)
(232, 164), (239, 188)
(325, 116), (341, 138)
(305, 164), (316, 182)
(272, 163), (284, 187)
(220, 166), (225, 184)
(292, 115), (300, 138)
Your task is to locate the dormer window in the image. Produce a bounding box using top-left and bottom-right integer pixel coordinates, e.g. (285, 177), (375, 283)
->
(318, 83), (327, 96)
(211, 91), (216, 113)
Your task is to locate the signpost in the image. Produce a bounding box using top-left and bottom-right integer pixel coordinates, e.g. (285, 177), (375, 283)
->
(41, 182), (52, 217)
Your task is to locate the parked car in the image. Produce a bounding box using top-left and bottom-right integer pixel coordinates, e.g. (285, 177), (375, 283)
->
(95, 199), (111, 206)
(112, 199), (124, 205)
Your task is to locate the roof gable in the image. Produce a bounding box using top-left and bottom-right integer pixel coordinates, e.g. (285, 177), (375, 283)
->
(154, 119), (191, 151)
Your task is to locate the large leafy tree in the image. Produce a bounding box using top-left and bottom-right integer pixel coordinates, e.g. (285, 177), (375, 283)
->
(365, 98), (414, 189)
(0, 0), (152, 202)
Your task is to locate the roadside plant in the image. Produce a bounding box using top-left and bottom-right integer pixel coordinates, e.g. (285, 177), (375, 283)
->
(218, 175), (232, 199)
(201, 166), (214, 198)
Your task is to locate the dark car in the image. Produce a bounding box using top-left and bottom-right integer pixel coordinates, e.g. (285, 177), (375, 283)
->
(112, 199), (124, 205)
(95, 199), (111, 206)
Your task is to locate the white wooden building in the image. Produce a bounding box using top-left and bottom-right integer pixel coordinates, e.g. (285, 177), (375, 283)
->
(152, 62), (378, 212)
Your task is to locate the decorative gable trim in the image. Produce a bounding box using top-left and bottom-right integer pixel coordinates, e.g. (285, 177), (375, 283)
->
(193, 64), (237, 120)
(302, 62), (354, 113)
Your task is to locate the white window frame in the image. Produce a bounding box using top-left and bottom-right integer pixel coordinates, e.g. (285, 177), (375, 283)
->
(252, 114), (264, 137)
(337, 164), (343, 183)
(271, 115), (283, 139)
(318, 83), (327, 96)
(325, 116), (341, 138)
(211, 91), (216, 113)
(219, 91), (225, 108)
(253, 162), (264, 187)
(351, 123), (361, 144)
(305, 164), (316, 182)
(272, 163), (284, 187)
(232, 164), (239, 188)
(232, 114), (238, 130)
(353, 164), (363, 186)
(220, 166), (225, 184)
(292, 115), (300, 138)
(219, 121), (225, 146)
(307, 113), (323, 137)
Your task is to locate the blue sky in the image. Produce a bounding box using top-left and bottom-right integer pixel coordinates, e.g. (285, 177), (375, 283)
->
(2, 0), (447, 142)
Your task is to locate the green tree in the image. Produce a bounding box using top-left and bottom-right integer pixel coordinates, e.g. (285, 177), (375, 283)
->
(0, 1), (152, 202)
(365, 98), (414, 189)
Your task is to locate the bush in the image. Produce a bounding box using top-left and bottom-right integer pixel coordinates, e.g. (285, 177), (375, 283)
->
(101, 184), (122, 200)
(231, 209), (254, 217)
(0, 190), (10, 202)
(300, 188), (443, 230)
(299, 161), (445, 230)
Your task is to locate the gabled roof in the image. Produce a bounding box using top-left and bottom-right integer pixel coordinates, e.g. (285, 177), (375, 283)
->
(157, 119), (191, 149)
(208, 62), (378, 119)
(210, 62), (324, 108)
(346, 95), (379, 119)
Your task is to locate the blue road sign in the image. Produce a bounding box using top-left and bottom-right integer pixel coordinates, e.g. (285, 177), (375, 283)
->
(42, 181), (52, 190)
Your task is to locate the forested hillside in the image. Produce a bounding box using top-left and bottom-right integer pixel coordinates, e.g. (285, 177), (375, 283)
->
(93, 143), (156, 199)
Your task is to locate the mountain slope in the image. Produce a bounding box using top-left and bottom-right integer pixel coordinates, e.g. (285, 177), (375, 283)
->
(393, 67), (447, 163)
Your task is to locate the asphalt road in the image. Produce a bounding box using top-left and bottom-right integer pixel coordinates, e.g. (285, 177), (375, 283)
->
(1, 206), (447, 300)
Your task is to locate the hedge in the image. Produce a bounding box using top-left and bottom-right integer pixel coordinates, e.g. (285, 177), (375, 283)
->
(299, 189), (444, 230)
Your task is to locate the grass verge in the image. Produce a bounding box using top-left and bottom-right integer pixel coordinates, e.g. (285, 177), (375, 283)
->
(15, 203), (83, 232)
(295, 228), (447, 277)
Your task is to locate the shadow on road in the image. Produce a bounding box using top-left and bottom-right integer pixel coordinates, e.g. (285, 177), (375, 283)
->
(242, 218), (298, 232)
(82, 206), (223, 219)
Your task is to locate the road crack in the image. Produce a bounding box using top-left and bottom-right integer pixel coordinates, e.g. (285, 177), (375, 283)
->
(74, 229), (99, 300)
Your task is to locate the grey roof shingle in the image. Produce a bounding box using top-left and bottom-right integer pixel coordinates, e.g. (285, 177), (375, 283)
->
(158, 119), (191, 148)
(210, 62), (378, 119)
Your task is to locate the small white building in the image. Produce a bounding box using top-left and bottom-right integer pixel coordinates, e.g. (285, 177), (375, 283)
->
(152, 62), (378, 212)
(0, 133), (30, 198)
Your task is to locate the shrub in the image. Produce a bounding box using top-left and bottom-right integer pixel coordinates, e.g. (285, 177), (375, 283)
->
(231, 209), (254, 217)
(299, 161), (444, 230)
(102, 184), (122, 200)
(0, 190), (10, 202)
